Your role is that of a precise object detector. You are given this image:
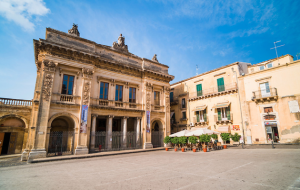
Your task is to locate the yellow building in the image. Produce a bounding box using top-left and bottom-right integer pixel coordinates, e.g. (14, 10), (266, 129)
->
(0, 25), (174, 159)
(171, 62), (250, 144)
(239, 55), (300, 144)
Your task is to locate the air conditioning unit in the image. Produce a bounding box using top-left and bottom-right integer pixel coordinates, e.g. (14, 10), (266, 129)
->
(190, 122), (194, 126)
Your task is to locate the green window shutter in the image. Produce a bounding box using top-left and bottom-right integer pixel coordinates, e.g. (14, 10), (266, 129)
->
(196, 111), (200, 122)
(217, 78), (225, 92)
(217, 109), (221, 121)
(203, 109), (207, 122)
(226, 107), (230, 120)
(196, 84), (202, 96)
(170, 92), (173, 102)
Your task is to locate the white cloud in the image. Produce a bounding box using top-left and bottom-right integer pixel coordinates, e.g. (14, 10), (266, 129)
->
(0, 0), (49, 31)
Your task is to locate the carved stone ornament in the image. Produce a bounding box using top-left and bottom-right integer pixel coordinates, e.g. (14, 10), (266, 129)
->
(82, 68), (94, 79)
(68, 23), (80, 37)
(43, 61), (57, 73)
(112, 34), (128, 52)
(83, 81), (90, 105)
(42, 74), (53, 101)
(146, 91), (151, 110)
(152, 54), (158, 62)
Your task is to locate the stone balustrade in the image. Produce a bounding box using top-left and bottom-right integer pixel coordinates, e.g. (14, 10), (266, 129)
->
(0, 98), (32, 107)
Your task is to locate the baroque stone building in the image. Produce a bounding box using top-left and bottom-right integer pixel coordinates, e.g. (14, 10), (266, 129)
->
(0, 24), (174, 159)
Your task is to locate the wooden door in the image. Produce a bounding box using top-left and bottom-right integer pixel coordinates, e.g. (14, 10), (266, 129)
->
(7, 132), (17, 154)
(0, 133), (4, 155)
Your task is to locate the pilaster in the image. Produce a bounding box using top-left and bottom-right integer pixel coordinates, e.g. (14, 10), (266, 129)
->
(121, 116), (129, 148)
(106, 115), (114, 149)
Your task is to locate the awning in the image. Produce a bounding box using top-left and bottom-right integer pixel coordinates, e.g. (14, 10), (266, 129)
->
(218, 126), (231, 133)
(213, 102), (230, 109)
(264, 121), (277, 126)
(170, 112), (175, 118)
(193, 105), (207, 111)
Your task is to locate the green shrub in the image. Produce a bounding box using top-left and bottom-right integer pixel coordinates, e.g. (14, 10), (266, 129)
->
(211, 134), (218, 140)
(188, 136), (198, 145)
(171, 137), (179, 146)
(179, 136), (188, 145)
(231, 133), (241, 142)
(163, 136), (171, 144)
(220, 133), (230, 143)
(199, 134), (211, 143)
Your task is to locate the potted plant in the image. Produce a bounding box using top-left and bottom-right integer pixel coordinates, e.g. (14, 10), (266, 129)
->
(163, 136), (171, 151)
(220, 133), (230, 149)
(179, 136), (187, 152)
(199, 134), (211, 152)
(188, 136), (198, 152)
(171, 137), (179, 151)
(211, 134), (218, 142)
(231, 133), (241, 145)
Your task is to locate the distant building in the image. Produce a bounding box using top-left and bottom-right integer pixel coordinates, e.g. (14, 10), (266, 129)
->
(0, 25), (174, 159)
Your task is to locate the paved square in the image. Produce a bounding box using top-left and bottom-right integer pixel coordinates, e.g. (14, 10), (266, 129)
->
(0, 149), (300, 190)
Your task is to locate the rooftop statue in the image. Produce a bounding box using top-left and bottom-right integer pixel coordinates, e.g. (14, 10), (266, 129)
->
(68, 23), (80, 37)
(112, 34), (128, 52)
(152, 54), (158, 62)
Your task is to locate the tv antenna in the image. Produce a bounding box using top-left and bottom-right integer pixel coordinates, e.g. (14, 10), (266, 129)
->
(196, 65), (198, 75)
(270, 40), (285, 64)
(296, 53), (300, 60)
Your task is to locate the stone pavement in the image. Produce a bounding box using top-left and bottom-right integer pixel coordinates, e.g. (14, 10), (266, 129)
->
(0, 156), (27, 168)
(0, 149), (300, 190)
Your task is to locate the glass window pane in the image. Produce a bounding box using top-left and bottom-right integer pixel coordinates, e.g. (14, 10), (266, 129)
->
(63, 75), (68, 81)
(69, 76), (74, 82)
(68, 82), (73, 95)
(62, 80), (68, 94)
(100, 85), (104, 99)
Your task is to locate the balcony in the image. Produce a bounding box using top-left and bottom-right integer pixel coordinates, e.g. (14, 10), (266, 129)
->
(0, 98), (32, 107)
(252, 88), (278, 103)
(151, 105), (165, 112)
(52, 93), (81, 105)
(189, 83), (237, 101)
(170, 97), (179, 105)
(91, 98), (143, 111)
(214, 114), (233, 124)
(193, 116), (209, 126)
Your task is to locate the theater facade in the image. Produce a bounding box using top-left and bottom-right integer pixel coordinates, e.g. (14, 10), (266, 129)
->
(0, 25), (174, 160)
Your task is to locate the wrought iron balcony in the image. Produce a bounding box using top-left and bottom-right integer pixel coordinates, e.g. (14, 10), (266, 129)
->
(0, 98), (32, 107)
(170, 97), (179, 105)
(214, 114), (233, 124)
(193, 116), (208, 126)
(252, 88), (278, 102)
(189, 83), (237, 101)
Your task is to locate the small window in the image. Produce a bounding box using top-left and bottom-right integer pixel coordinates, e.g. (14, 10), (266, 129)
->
(217, 77), (225, 92)
(99, 82), (109, 100)
(170, 92), (174, 102)
(115, 85), (123, 101)
(264, 107), (273, 113)
(61, 75), (74, 95)
(267, 63), (273, 68)
(129, 87), (136, 103)
(182, 112), (186, 119)
(154, 91), (160, 105)
(196, 84), (203, 96)
(259, 66), (265, 70)
(181, 98), (186, 108)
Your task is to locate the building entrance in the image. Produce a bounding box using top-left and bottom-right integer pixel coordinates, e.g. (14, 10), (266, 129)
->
(151, 121), (163, 148)
(265, 121), (279, 143)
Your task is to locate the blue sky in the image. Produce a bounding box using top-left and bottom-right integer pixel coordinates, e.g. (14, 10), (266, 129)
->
(0, 0), (299, 100)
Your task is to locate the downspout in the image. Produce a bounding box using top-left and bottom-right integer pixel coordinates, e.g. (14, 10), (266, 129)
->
(184, 83), (191, 130)
(232, 67), (245, 144)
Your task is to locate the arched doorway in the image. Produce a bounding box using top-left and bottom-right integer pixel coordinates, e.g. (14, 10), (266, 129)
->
(151, 120), (163, 148)
(47, 116), (75, 156)
(0, 116), (26, 155)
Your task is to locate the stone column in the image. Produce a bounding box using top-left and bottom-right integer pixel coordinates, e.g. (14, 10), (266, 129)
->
(106, 115), (113, 150)
(28, 60), (57, 161)
(90, 114), (97, 152)
(135, 117), (141, 146)
(121, 117), (128, 148)
(144, 82), (153, 149)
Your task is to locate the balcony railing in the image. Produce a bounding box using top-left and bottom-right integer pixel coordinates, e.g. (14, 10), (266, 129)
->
(52, 93), (81, 104)
(214, 114), (233, 124)
(190, 83), (237, 100)
(252, 88), (278, 101)
(193, 115), (208, 124)
(0, 98), (32, 107)
(154, 99), (160, 106)
(170, 97), (179, 105)
(151, 105), (165, 112)
(91, 98), (143, 110)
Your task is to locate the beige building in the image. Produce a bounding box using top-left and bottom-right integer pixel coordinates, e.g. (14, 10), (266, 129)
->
(0, 25), (174, 159)
(239, 55), (300, 144)
(170, 62), (250, 143)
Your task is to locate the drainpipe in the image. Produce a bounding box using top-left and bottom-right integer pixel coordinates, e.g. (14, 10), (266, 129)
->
(184, 83), (191, 130)
(232, 67), (245, 146)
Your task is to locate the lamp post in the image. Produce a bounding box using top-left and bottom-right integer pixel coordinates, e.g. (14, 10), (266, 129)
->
(232, 67), (245, 148)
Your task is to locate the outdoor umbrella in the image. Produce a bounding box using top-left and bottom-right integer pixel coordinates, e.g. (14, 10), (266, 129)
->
(169, 130), (191, 137)
(185, 128), (220, 137)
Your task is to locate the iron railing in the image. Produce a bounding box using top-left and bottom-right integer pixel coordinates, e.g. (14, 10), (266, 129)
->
(214, 113), (233, 122)
(190, 83), (237, 99)
(0, 98), (32, 107)
(193, 115), (208, 123)
(47, 131), (74, 156)
(252, 88), (277, 99)
(94, 131), (143, 152)
(170, 97), (179, 105)
(151, 131), (163, 148)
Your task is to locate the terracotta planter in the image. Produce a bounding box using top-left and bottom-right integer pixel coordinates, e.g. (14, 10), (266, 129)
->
(165, 148), (169, 151)
(181, 148), (185, 152)
(174, 148), (177, 152)
(223, 145), (227, 149)
(193, 149), (196, 152)
(203, 148), (207, 152)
